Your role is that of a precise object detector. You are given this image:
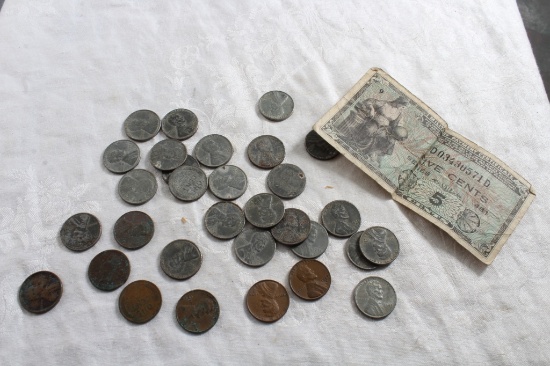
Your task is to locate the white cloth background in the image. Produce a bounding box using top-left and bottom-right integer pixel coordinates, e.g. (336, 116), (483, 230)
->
(0, 1), (549, 364)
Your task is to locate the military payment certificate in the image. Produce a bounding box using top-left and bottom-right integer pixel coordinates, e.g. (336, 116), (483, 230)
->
(314, 68), (535, 264)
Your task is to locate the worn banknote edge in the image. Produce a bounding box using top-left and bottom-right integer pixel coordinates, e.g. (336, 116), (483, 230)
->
(313, 67), (535, 264)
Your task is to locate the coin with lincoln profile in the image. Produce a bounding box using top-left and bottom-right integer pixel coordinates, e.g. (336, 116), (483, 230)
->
(244, 193), (285, 229)
(246, 280), (289, 323)
(176, 289), (220, 334)
(118, 280), (162, 324)
(289, 259), (331, 301)
(160, 240), (202, 280)
(359, 226), (399, 265)
(354, 276), (396, 319)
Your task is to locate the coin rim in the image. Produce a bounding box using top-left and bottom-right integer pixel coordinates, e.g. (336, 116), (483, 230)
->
(320, 200), (361, 238)
(168, 165), (208, 202)
(124, 109), (161, 142)
(266, 163), (307, 199)
(161, 108), (199, 140)
(208, 165), (248, 200)
(175, 289), (220, 334)
(305, 130), (340, 160)
(160, 240), (203, 280)
(247, 135), (286, 169)
(243, 193), (285, 229)
(87, 249), (131, 291)
(246, 279), (289, 323)
(358, 226), (400, 265)
(118, 280), (162, 324)
(258, 91), (294, 122)
(117, 169), (158, 205)
(60, 212), (102, 251)
(204, 202), (246, 240)
(102, 139), (141, 174)
(354, 276), (397, 319)
(288, 259), (331, 301)
(19, 271), (63, 314)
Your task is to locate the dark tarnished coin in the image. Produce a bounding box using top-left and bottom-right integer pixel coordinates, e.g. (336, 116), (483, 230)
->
(266, 163), (306, 199)
(244, 193), (285, 229)
(194, 134), (233, 168)
(246, 280), (289, 323)
(291, 221), (329, 259)
(19, 271), (62, 314)
(234, 228), (276, 267)
(208, 165), (248, 200)
(270, 208), (311, 246)
(161, 108), (198, 140)
(160, 240), (202, 280)
(118, 169), (158, 205)
(354, 276), (396, 319)
(124, 110), (161, 142)
(88, 250), (130, 291)
(258, 91), (294, 122)
(176, 289), (220, 334)
(168, 166), (208, 201)
(204, 202), (245, 240)
(289, 259), (331, 301)
(359, 227), (400, 265)
(305, 130), (339, 160)
(247, 135), (285, 169)
(321, 200), (361, 237)
(346, 231), (377, 270)
(119, 280), (162, 324)
(102, 140), (140, 174)
(114, 211), (154, 250)
(150, 139), (187, 171)
(162, 156), (199, 184)
(60, 213), (101, 251)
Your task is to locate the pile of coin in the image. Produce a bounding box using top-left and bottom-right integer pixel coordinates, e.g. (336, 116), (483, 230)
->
(18, 90), (401, 331)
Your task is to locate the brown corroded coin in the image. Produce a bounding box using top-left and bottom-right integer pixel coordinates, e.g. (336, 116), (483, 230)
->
(176, 289), (220, 334)
(119, 280), (162, 324)
(113, 211), (155, 250)
(246, 280), (289, 323)
(19, 271), (63, 314)
(289, 259), (331, 301)
(270, 208), (311, 245)
(88, 250), (130, 291)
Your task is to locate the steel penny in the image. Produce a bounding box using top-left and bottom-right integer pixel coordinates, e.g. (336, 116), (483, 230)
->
(270, 208), (311, 246)
(258, 91), (294, 122)
(161, 109), (198, 140)
(119, 280), (162, 324)
(194, 134), (233, 168)
(266, 163), (306, 199)
(102, 140), (140, 174)
(234, 228), (276, 267)
(124, 110), (161, 142)
(176, 289), (220, 334)
(244, 193), (285, 229)
(346, 231), (377, 270)
(359, 226), (399, 265)
(321, 200), (361, 237)
(168, 166), (207, 201)
(60, 212), (101, 252)
(247, 135), (285, 169)
(19, 271), (62, 314)
(88, 250), (130, 291)
(354, 276), (396, 319)
(204, 202), (245, 240)
(289, 259), (331, 301)
(305, 130), (339, 160)
(246, 280), (289, 323)
(160, 240), (202, 280)
(118, 169), (158, 205)
(208, 165), (248, 200)
(149, 139), (187, 171)
(291, 221), (329, 259)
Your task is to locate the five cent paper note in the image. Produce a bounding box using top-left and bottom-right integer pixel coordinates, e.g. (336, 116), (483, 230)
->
(314, 68), (535, 264)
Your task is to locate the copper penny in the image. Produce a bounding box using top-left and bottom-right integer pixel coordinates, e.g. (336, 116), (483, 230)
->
(19, 271), (63, 314)
(119, 280), (162, 324)
(88, 250), (130, 291)
(113, 211), (155, 250)
(176, 289), (220, 334)
(270, 208), (311, 245)
(246, 280), (289, 323)
(289, 259), (331, 301)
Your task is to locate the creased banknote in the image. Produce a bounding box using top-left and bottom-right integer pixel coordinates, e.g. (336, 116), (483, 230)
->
(314, 68), (535, 264)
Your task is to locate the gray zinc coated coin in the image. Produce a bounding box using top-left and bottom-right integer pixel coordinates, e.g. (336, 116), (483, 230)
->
(160, 240), (202, 280)
(270, 208), (311, 246)
(118, 169), (158, 205)
(305, 130), (339, 160)
(258, 91), (294, 121)
(247, 135), (285, 169)
(102, 140), (140, 174)
(161, 109), (198, 140)
(234, 228), (276, 267)
(321, 200), (361, 237)
(244, 193), (285, 229)
(346, 231), (377, 270)
(60, 213), (101, 251)
(267, 163), (306, 199)
(291, 221), (329, 259)
(162, 157), (199, 183)
(359, 227), (400, 265)
(150, 139), (187, 171)
(208, 165), (248, 200)
(168, 166), (208, 201)
(204, 202), (246, 240)
(124, 110), (161, 141)
(354, 276), (397, 319)
(194, 134), (233, 168)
